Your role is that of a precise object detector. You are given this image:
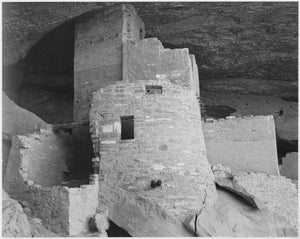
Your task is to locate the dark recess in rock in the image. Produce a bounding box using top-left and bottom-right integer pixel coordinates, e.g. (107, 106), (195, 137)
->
(203, 105), (237, 119)
(106, 220), (131, 237)
(276, 137), (298, 164)
(280, 96), (298, 102)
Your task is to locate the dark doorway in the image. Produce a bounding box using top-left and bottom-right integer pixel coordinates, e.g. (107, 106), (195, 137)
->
(121, 116), (134, 140)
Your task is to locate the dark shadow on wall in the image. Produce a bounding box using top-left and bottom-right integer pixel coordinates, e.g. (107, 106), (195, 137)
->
(276, 136), (298, 164)
(2, 21), (75, 124)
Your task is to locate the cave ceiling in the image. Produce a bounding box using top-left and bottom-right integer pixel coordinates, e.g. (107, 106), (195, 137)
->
(2, 2), (298, 99)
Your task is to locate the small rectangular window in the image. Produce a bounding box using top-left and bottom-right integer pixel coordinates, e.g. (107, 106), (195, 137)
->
(145, 85), (162, 94)
(120, 116), (134, 140)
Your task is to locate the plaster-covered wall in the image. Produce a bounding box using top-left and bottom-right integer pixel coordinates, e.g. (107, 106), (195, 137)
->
(203, 115), (279, 174)
(90, 79), (217, 236)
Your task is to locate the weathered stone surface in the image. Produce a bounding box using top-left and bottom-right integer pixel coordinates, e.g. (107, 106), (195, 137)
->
(18, 86), (73, 124)
(2, 92), (48, 178)
(3, 129), (72, 235)
(74, 4), (144, 121)
(2, 92), (47, 137)
(280, 152), (298, 180)
(68, 184), (99, 236)
(184, 188), (298, 237)
(234, 172), (298, 230)
(91, 79), (217, 236)
(2, 2), (112, 65)
(212, 164), (265, 209)
(3, 2), (297, 87)
(88, 212), (109, 235)
(29, 217), (58, 237)
(94, 213), (109, 234)
(201, 90), (298, 142)
(203, 115), (279, 175)
(4, 129), (71, 188)
(2, 2), (297, 148)
(106, 189), (192, 237)
(2, 190), (31, 237)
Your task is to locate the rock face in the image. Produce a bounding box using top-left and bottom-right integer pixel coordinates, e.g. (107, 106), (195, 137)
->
(280, 152), (298, 180)
(3, 2), (297, 84)
(2, 190), (31, 237)
(212, 165), (265, 209)
(211, 165), (298, 232)
(234, 172), (298, 230)
(2, 92), (47, 178)
(2, 92), (47, 137)
(28, 218), (58, 237)
(184, 188), (297, 237)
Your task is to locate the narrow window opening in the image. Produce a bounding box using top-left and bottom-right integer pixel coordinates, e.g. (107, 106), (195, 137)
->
(145, 85), (162, 94)
(121, 116), (134, 140)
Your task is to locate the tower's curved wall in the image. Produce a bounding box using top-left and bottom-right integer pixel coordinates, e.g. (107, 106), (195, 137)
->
(90, 79), (217, 235)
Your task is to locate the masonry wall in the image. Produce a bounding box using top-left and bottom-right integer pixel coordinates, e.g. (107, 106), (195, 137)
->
(190, 54), (200, 97)
(90, 79), (217, 235)
(203, 115), (279, 175)
(74, 4), (144, 121)
(3, 129), (73, 234)
(3, 129), (99, 236)
(68, 182), (99, 236)
(123, 38), (194, 89)
(22, 130), (71, 187)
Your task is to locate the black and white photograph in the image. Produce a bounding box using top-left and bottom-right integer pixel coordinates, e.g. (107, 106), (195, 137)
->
(1, 0), (298, 237)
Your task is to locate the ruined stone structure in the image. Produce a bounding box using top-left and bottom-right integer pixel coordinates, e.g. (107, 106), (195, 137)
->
(3, 128), (99, 236)
(2, 3), (297, 237)
(82, 4), (217, 236)
(203, 115), (279, 175)
(74, 4), (145, 121)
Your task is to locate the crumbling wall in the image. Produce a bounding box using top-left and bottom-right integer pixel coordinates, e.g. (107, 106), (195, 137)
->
(3, 128), (100, 236)
(90, 79), (217, 236)
(26, 131), (71, 187)
(2, 92), (46, 136)
(3, 129), (72, 235)
(68, 182), (99, 236)
(190, 54), (200, 97)
(2, 92), (47, 177)
(203, 115), (279, 175)
(123, 38), (194, 89)
(74, 4), (144, 121)
(72, 4), (145, 178)
(25, 185), (70, 235)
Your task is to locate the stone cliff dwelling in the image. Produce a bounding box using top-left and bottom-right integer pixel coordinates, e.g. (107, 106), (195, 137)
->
(2, 2), (298, 237)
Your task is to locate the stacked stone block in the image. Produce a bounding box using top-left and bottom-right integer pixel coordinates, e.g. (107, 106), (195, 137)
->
(3, 129), (99, 236)
(123, 38), (194, 89)
(74, 4), (144, 121)
(203, 115), (279, 174)
(90, 78), (217, 236)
